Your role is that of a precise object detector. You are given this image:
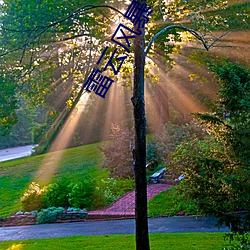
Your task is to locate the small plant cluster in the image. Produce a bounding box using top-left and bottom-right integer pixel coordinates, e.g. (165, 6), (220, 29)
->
(36, 206), (65, 224)
(93, 177), (134, 208)
(15, 207), (87, 224)
(36, 206), (87, 224)
(21, 176), (134, 213)
(21, 178), (94, 212)
(223, 233), (250, 250)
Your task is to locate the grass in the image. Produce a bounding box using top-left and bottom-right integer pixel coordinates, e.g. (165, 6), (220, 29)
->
(0, 143), (104, 217)
(0, 140), (195, 218)
(0, 233), (231, 250)
(148, 186), (199, 217)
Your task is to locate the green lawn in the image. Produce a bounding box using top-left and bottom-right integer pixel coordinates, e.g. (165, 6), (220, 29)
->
(0, 141), (197, 218)
(0, 233), (230, 250)
(148, 186), (199, 217)
(0, 143), (104, 217)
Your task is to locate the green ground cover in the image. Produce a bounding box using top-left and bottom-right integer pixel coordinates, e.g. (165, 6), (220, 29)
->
(148, 186), (199, 217)
(0, 141), (196, 218)
(0, 233), (230, 250)
(0, 143), (103, 217)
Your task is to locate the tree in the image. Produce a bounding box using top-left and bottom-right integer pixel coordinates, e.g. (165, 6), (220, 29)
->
(131, 1), (237, 248)
(99, 124), (133, 178)
(0, 1), (248, 249)
(0, 73), (18, 136)
(168, 61), (250, 233)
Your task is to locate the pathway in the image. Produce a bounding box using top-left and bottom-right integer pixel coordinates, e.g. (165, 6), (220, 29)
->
(88, 184), (171, 219)
(0, 145), (37, 162)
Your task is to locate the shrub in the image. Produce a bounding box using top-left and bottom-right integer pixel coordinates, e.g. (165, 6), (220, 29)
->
(21, 182), (45, 211)
(43, 177), (71, 208)
(99, 124), (134, 178)
(146, 140), (159, 171)
(147, 122), (205, 166)
(223, 233), (250, 250)
(93, 178), (117, 209)
(168, 62), (250, 233)
(93, 177), (134, 209)
(113, 177), (134, 197)
(68, 180), (94, 209)
(36, 206), (64, 224)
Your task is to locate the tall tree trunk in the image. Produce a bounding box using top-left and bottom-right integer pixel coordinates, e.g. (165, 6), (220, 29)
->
(131, 0), (150, 249)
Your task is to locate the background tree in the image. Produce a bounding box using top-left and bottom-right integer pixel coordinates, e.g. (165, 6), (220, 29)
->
(0, 73), (18, 136)
(168, 60), (250, 233)
(99, 124), (133, 178)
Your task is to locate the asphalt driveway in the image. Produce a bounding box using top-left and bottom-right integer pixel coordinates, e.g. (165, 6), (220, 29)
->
(0, 145), (36, 162)
(0, 216), (230, 241)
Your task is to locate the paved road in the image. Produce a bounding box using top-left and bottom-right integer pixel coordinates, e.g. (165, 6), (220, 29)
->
(0, 216), (229, 241)
(0, 145), (37, 162)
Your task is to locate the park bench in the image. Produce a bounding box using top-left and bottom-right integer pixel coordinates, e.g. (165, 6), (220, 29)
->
(149, 168), (165, 184)
(175, 174), (185, 182)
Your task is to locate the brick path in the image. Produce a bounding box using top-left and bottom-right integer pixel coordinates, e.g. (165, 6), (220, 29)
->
(88, 184), (171, 219)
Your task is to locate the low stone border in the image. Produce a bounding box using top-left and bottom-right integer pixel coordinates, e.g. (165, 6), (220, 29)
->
(0, 212), (88, 227)
(1, 214), (36, 227)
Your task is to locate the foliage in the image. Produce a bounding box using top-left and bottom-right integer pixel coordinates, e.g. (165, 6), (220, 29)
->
(93, 178), (118, 208)
(0, 75), (18, 136)
(0, 142), (102, 217)
(146, 140), (159, 170)
(147, 122), (206, 166)
(68, 179), (94, 209)
(0, 104), (45, 148)
(167, 61), (250, 233)
(20, 182), (45, 212)
(99, 124), (134, 178)
(36, 206), (64, 224)
(19, 166), (133, 213)
(0, 0), (246, 136)
(43, 178), (71, 208)
(67, 207), (86, 213)
(93, 177), (134, 208)
(223, 233), (250, 250)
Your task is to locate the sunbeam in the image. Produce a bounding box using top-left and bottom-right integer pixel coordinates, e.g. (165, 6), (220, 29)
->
(35, 93), (90, 184)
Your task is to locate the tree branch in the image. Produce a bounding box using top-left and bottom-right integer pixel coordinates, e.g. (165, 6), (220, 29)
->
(145, 25), (211, 56)
(1, 5), (124, 33)
(0, 4), (124, 57)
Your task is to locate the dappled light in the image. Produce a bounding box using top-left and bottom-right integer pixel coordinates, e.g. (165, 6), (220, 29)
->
(6, 243), (23, 250)
(35, 94), (90, 184)
(209, 30), (250, 66)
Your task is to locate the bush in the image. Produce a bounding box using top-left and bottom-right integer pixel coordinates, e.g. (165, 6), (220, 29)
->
(147, 122), (205, 166)
(167, 62), (250, 233)
(68, 180), (94, 209)
(36, 206), (64, 224)
(93, 177), (134, 209)
(223, 233), (250, 250)
(146, 140), (159, 171)
(43, 177), (71, 208)
(93, 178), (117, 208)
(32, 123), (47, 144)
(99, 124), (134, 178)
(21, 182), (45, 211)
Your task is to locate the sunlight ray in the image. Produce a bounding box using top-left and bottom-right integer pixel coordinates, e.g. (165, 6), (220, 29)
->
(35, 93), (90, 184)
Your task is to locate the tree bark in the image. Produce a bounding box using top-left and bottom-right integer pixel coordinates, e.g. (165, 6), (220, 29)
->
(131, 0), (150, 249)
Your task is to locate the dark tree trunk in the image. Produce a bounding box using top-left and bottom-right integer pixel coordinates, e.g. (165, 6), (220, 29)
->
(131, 0), (150, 249)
